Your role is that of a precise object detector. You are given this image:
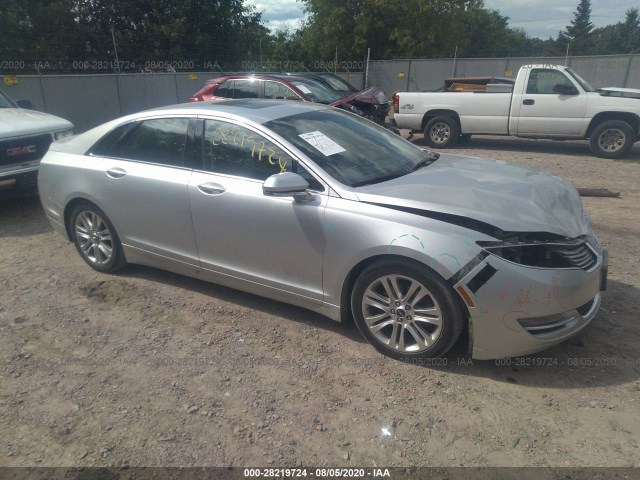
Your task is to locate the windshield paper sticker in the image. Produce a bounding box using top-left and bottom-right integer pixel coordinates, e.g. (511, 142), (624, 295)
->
(297, 85), (312, 94)
(299, 131), (346, 156)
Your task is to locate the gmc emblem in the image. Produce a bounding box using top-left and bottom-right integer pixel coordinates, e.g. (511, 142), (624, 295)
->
(6, 145), (37, 157)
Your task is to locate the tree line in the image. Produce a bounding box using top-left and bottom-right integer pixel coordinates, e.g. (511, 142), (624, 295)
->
(0, 0), (638, 73)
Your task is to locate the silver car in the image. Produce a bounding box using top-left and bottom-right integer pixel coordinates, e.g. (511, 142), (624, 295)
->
(38, 100), (607, 360)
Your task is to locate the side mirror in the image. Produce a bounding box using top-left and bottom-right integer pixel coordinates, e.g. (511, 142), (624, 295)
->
(553, 84), (578, 96)
(16, 99), (34, 109)
(263, 172), (309, 196)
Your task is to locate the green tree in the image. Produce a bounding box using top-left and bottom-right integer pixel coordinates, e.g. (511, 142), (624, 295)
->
(74, 0), (268, 69)
(618, 8), (640, 53)
(0, 0), (86, 65)
(559, 0), (594, 56)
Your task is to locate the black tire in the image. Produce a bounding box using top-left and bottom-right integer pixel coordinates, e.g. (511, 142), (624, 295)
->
(424, 116), (459, 148)
(69, 202), (126, 273)
(589, 120), (635, 159)
(351, 260), (465, 360)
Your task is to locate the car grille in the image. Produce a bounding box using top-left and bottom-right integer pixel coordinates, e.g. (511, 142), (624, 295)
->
(553, 242), (598, 270)
(0, 133), (53, 168)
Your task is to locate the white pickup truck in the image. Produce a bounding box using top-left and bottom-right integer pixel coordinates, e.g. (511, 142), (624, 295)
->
(1, 89), (74, 197)
(392, 64), (640, 158)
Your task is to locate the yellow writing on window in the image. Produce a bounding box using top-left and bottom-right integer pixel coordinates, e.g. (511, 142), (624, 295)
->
(210, 128), (289, 173)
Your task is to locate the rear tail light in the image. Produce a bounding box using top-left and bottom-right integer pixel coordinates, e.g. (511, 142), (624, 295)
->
(392, 93), (399, 114)
(188, 97), (199, 102)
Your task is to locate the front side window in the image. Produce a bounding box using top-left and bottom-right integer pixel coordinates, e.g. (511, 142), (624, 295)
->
(526, 69), (575, 95)
(203, 119), (291, 181)
(265, 81), (299, 100)
(109, 118), (189, 167)
(232, 80), (260, 99)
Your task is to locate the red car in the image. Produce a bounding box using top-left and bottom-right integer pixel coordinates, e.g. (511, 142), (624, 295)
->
(189, 74), (391, 127)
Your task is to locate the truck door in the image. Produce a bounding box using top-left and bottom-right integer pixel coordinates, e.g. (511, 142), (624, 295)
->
(513, 68), (588, 137)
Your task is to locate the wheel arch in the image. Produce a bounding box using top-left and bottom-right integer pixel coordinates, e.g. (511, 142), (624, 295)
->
(586, 112), (640, 138)
(338, 254), (470, 325)
(421, 109), (461, 132)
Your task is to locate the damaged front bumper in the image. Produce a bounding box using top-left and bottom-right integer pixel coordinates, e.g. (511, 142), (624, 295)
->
(451, 246), (607, 360)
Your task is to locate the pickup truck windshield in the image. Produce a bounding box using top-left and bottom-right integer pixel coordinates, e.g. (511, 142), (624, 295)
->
(566, 68), (595, 92)
(264, 109), (429, 187)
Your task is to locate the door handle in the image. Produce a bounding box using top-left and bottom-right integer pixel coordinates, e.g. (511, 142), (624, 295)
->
(523, 99), (535, 105)
(106, 167), (127, 178)
(197, 182), (226, 195)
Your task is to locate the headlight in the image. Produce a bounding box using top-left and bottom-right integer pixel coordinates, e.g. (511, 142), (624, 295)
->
(477, 237), (597, 270)
(54, 128), (74, 140)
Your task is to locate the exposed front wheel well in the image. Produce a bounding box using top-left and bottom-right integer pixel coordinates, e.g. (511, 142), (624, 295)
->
(348, 257), (468, 359)
(339, 254), (469, 323)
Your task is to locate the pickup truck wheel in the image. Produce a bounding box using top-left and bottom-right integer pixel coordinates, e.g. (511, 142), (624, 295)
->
(590, 120), (634, 159)
(424, 116), (459, 148)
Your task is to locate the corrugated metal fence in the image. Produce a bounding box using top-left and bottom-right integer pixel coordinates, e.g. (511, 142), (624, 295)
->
(368, 54), (640, 96)
(2, 71), (365, 132)
(2, 54), (638, 132)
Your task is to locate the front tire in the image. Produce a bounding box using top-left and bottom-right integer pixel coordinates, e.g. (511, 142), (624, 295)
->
(424, 116), (459, 148)
(351, 261), (465, 360)
(589, 120), (635, 159)
(70, 202), (126, 273)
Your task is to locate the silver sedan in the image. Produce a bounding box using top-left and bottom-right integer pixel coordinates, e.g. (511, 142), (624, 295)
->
(38, 100), (607, 360)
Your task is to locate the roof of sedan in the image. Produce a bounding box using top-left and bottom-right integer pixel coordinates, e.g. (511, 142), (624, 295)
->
(49, 100), (332, 156)
(148, 99), (330, 124)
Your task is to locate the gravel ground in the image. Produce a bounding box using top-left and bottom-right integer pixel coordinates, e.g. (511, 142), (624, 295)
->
(1, 134), (639, 469)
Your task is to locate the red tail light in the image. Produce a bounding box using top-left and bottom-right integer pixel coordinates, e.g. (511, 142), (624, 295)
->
(188, 97), (198, 103)
(392, 93), (399, 114)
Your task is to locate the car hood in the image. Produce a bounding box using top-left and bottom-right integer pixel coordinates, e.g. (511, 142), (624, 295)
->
(354, 154), (589, 239)
(596, 87), (640, 99)
(0, 108), (73, 138)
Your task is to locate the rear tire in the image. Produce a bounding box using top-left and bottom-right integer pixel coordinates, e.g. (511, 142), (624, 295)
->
(70, 202), (126, 273)
(589, 120), (635, 159)
(424, 116), (459, 148)
(351, 260), (465, 360)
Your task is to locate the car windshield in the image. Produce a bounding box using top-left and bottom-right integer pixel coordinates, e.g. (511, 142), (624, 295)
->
(288, 79), (342, 104)
(318, 74), (358, 93)
(264, 109), (430, 187)
(566, 68), (595, 92)
(0, 90), (18, 108)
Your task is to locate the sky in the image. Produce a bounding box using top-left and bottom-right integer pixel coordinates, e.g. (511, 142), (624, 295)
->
(245, 0), (638, 40)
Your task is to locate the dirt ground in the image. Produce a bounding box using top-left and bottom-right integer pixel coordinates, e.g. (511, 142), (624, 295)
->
(1, 134), (639, 470)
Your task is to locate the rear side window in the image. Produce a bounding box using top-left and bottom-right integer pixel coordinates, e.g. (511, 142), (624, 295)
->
(89, 122), (139, 156)
(101, 118), (190, 167)
(213, 80), (231, 98)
